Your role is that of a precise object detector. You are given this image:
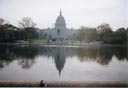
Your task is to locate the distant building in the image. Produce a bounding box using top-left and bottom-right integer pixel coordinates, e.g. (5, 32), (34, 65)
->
(41, 11), (77, 41)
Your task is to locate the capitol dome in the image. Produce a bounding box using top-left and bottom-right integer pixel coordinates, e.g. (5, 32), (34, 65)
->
(55, 11), (66, 29)
(42, 11), (77, 41)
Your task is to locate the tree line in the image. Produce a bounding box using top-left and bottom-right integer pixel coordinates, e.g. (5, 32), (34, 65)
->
(76, 23), (127, 44)
(0, 17), (127, 44)
(0, 17), (39, 43)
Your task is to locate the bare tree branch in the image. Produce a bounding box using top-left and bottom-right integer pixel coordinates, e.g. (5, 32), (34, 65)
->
(19, 17), (36, 29)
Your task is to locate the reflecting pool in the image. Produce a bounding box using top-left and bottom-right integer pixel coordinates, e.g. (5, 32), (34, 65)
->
(0, 45), (128, 81)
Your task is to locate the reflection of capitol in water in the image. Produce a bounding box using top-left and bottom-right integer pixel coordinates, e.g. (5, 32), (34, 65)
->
(54, 47), (66, 75)
(41, 47), (75, 75)
(0, 45), (127, 76)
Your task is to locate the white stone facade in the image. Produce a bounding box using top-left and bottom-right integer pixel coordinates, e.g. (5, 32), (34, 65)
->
(41, 11), (77, 41)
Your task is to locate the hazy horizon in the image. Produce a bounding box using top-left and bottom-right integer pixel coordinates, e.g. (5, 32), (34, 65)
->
(0, 0), (127, 30)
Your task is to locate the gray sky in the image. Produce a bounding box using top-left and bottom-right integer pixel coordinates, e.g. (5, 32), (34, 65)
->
(0, 0), (127, 30)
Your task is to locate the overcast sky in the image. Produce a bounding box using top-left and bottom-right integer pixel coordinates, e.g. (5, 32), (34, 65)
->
(0, 0), (127, 30)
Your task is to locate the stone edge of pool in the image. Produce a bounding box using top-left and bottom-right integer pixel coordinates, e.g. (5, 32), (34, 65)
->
(0, 80), (128, 87)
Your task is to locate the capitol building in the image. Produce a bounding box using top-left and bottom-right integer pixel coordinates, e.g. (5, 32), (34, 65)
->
(41, 11), (77, 41)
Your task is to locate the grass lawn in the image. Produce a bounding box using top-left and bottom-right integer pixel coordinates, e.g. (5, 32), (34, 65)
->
(32, 39), (47, 43)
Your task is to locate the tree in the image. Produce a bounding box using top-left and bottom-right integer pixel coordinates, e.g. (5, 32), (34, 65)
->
(0, 18), (5, 25)
(76, 26), (97, 43)
(19, 17), (36, 29)
(0, 23), (18, 42)
(18, 17), (39, 42)
(97, 23), (113, 43)
(84, 28), (97, 42)
(126, 27), (128, 37)
(15, 29), (28, 40)
(0, 18), (9, 26)
(76, 26), (86, 43)
(97, 23), (112, 33)
(113, 27), (127, 44)
(24, 27), (39, 42)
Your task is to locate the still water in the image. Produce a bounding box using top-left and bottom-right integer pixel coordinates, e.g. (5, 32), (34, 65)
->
(0, 45), (128, 81)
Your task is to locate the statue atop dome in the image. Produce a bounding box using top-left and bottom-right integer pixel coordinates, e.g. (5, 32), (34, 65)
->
(60, 10), (62, 16)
